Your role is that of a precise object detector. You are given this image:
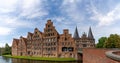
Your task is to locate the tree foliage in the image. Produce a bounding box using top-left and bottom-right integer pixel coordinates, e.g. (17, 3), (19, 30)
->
(96, 37), (107, 48)
(97, 34), (120, 48)
(3, 43), (11, 55)
(104, 34), (120, 48)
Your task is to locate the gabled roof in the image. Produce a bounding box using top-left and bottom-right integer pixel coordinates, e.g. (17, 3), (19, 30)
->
(20, 36), (27, 46)
(73, 26), (80, 39)
(34, 27), (43, 35)
(22, 37), (27, 42)
(39, 30), (43, 34)
(88, 27), (94, 39)
(20, 36), (27, 42)
(34, 28), (42, 34)
(28, 32), (33, 36)
(13, 38), (19, 45)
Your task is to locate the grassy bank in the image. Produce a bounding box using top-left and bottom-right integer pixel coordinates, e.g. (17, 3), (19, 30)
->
(3, 55), (76, 61)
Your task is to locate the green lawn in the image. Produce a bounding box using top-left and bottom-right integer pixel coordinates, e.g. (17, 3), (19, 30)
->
(3, 55), (76, 61)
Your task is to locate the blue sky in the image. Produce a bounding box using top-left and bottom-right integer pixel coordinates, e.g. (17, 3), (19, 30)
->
(0, 0), (120, 47)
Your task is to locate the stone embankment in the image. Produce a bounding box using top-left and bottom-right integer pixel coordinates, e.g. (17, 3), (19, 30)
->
(105, 50), (120, 61)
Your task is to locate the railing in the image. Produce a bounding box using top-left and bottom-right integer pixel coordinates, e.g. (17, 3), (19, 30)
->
(105, 50), (120, 61)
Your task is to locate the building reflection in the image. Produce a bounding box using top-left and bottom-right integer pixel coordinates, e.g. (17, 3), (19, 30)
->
(12, 58), (80, 63)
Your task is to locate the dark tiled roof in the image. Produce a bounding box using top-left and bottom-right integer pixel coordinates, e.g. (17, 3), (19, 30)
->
(88, 27), (94, 39)
(73, 26), (80, 39)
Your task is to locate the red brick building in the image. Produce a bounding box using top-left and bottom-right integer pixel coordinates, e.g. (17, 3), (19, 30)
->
(43, 20), (59, 57)
(17, 36), (27, 56)
(59, 29), (77, 58)
(12, 20), (95, 59)
(12, 39), (19, 56)
(73, 27), (95, 50)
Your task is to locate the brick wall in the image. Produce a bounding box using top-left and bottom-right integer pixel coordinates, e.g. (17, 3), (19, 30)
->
(83, 48), (119, 63)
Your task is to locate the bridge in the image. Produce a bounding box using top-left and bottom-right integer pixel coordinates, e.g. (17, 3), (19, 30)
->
(77, 49), (83, 54)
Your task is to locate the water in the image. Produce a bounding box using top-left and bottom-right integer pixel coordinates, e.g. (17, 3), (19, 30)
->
(0, 56), (81, 63)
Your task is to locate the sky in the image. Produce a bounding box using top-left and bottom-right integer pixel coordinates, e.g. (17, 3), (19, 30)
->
(0, 0), (120, 47)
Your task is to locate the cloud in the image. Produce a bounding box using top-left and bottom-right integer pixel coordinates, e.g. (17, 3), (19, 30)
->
(19, 0), (48, 19)
(0, 16), (36, 36)
(0, 16), (35, 28)
(60, 0), (84, 23)
(0, 0), (49, 36)
(0, 0), (48, 47)
(0, 0), (17, 13)
(89, 2), (120, 26)
(0, 27), (13, 36)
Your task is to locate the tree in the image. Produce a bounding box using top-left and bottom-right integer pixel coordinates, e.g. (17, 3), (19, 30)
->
(0, 47), (1, 55)
(3, 43), (11, 55)
(0, 47), (5, 55)
(104, 34), (120, 48)
(96, 37), (107, 48)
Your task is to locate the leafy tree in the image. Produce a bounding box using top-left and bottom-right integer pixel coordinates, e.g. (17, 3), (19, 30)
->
(0, 47), (5, 55)
(96, 37), (107, 48)
(104, 34), (120, 48)
(0, 47), (1, 56)
(3, 43), (11, 55)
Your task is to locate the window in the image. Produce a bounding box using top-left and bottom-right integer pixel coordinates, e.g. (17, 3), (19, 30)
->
(48, 34), (50, 36)
(53, 47), (56, 51)
(83, 44), (87, 47)
(48, 25), (50, 27)
(48, 38), (50, 42)
(68, 42), (70, 45)
(62, 47), (67, 52)
(54, 42), (56, 45)
(91, 45), (94, 47)
(62, 42), (64, 45)
(48, 48), (50, 51)
(68, 47), (74, 52)
(65, 37), (67, 41)
(28, 51), (30, 55)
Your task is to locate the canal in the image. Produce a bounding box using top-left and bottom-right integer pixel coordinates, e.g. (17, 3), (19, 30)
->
(0, 56), (81, 63)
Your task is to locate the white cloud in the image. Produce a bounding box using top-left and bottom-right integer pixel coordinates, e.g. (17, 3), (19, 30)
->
(62, 0), (81, 4)
(89, 3), (120, 26)
(0, 0), (48, 18)
(20, 0), (48, 19)
(60, 0), (84, 22)
(0, 0), (48, 36)
(52, 16), (66, 22)
(0, 16), (35, 28)
(0, 16), (36, 36)
(0, 27), (13, 36)
(0, 0), (18, 13)
(0, 0), (48, 47)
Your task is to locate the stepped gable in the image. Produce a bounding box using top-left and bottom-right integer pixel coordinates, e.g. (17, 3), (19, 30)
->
(13, 38), (19, 45)
(28, 32), (33, 36)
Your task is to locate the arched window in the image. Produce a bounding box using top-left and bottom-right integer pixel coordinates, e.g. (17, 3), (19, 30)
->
(68, 47), (73, 52)
(62, 47), (67, 52)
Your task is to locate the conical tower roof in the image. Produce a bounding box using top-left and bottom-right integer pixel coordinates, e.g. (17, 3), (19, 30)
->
(73, 26), (80, 39)
(88, 27), (94, 39)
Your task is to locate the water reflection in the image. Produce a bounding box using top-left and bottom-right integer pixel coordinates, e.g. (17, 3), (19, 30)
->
(0, 56), (81, 63)
(0, 56), (11, 63)
(2, 56), (11, 62)
(12, 59), (80, 63)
